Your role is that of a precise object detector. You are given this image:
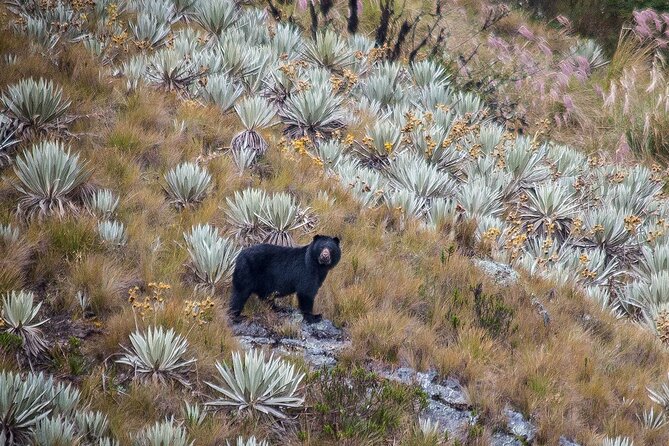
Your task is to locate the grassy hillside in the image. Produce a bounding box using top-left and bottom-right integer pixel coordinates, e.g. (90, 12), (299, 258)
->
(1, 0), (669, 445)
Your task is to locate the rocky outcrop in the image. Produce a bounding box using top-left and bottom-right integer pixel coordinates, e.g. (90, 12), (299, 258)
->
(231, 310), (580, 446)
(378, 367), (475, 442)
(231, 313), (349, 368)
(472, 258), (519, 286)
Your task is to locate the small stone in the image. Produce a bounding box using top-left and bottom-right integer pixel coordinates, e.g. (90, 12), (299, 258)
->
(472, 259), (519, 286)
(559, 436), (581, 446)
(503, 406), (537, 442)
(231, 320), (271, 338)
(490, 432), (523, 446)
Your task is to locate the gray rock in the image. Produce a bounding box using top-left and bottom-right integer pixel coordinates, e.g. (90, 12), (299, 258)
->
(302, 318), (344, 340)
(424, 400), (476, 441)
(503, 406), (537, 442)
(424, 376), (470, 409)
(378, 367), (474, 442)
(231, 314), (348, 369)
(490, 432), (524, 446)
(559, 436), (582, 446)
(231, 321), (271, 338)
(473, 259), (519, 286)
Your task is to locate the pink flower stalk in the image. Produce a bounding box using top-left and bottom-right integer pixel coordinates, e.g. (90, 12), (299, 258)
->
(548, 88), (560, 102)
(537, 39), (553, 57)
(559, 59), (574, 77)
(603, 83), (617, 108)
(593, 84), (604, 99)
(532, 79), (546, 96)
(562, 94), (574, 112)
(556, 15), (572, 30)
(519, 51), (537, 71)
(615, 134), (631, 163)
(518, 25), (535, 41)
(488, 35), (510, 54)
(556, 72), (570, 88)
(574, 56), (591, 81)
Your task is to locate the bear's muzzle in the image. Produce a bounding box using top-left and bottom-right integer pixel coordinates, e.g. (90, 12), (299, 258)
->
(318, 248), (332, 265)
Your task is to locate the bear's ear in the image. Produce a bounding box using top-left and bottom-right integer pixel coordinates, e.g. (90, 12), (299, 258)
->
(333, 237), (340, 245)
(312, 234), (323, 241)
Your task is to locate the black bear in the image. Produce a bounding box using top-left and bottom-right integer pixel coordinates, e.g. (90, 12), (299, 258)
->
(229, 235), (341, 324)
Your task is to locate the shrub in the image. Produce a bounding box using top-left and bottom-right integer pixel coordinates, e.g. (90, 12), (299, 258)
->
(199, 73), (243, 113)
(192, 0), (238, 36)
(30, 416), (78, 446)
(183, 224), (240, 289)
(97, 220), (127, 247)
(164, 162), (211, 209)
(231, 146), (256, 175)
(602, 437), (633, 446)
(304, 366), (425, 442)
(1, 290), (49, 356)
(387, 152), (458, 200)
(229, 437), (269, 446)
(0, 223), (20, 245)
(230, 97), (275, 157)
(362, 63), (405, 109)
(279, 85), (346, 139)
(303, 29), (354, 72)
(85, 189), (119, 218)
(146, 49), (202, 92)
(415, 417), (442, 444)
(519, 182), (579, 241)
(122, 55), (148, 92)
(258, 192), (314, 246)
(116, 325), (196, 387)
(74, 410), (110, 442)
(133, 419), (193, 446)
(182, 402), (206, 428)
(205, 349), (305, 418)
(270, 23), (303, 60)
(13, 140), (90, 220)
(216, 34), (269, 86)
(0, 78), (71, 136)
(224, 188), (267, 245)
(0, 116), (19, 167)
(130, 12), (171, 49)
(472, 283), (514, 339)
(354, 120), (401, 168)
(411, 59), (450, 88)
(0, 371), (52, 444)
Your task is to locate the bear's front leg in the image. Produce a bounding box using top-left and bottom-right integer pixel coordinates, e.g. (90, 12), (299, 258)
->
(297, 293), (322, 324)
(229, 287), (251, 322)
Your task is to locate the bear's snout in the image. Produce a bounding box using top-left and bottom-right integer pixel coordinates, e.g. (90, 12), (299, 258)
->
(318, 248), (332, 265)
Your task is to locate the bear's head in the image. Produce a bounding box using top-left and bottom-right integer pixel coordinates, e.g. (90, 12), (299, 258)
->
(310, 235), (341, 268)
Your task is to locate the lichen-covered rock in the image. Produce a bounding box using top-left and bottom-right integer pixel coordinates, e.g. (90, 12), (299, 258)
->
(559, 436), (582, 446)
(378, 367), (475, 441)
(490, 432), (524, 446)
(231, 313), (349, 368)
(503, 406), (537, 442)
(473, 258), (519, 286)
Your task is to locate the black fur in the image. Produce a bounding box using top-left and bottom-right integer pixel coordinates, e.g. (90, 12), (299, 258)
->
(229, 235), (341, 324)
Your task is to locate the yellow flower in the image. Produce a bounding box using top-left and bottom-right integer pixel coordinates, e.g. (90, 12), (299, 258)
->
(624, 215), (641, 233)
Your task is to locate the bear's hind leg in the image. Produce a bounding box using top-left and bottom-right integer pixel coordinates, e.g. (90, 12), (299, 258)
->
(297, 293), (322, 324)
